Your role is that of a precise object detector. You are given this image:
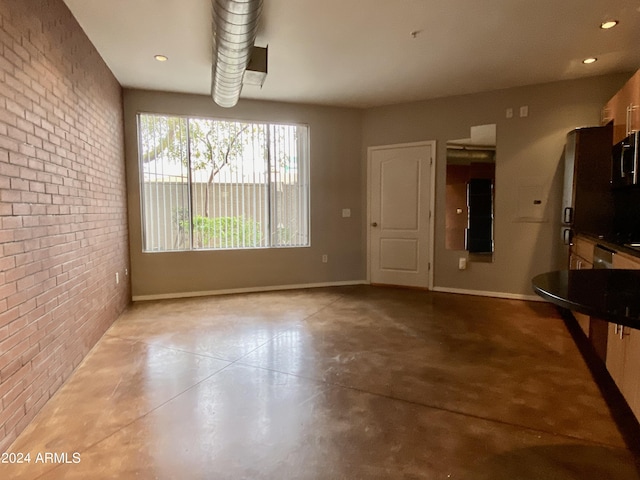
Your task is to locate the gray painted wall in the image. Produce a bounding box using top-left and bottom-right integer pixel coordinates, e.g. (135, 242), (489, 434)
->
(124, 73), (632, 299)
(362, 73), (631, 297)
(123, 90), (364, 298)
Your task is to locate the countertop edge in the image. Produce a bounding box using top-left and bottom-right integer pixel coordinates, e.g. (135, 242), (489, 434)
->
(532, 270), (640, 330)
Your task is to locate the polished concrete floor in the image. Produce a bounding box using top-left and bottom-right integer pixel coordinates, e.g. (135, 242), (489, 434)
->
(5, 286), (640, 479)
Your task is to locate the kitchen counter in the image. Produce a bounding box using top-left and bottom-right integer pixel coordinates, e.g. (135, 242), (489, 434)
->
(578, 232), (640, 259)
(532, 269), (640, 330)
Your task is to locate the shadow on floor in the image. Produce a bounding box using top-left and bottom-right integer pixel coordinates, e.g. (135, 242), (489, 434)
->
(460, 443), (640, 480)
(559, 307), (640, 461)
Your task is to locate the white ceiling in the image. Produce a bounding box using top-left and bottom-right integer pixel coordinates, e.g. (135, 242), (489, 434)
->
(63, 0), (640, 109)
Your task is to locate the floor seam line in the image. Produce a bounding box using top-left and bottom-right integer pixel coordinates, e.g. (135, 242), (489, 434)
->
(232, 360), (629, 451)
(38, 360), (240, 471)
(103, 333), (234, 362)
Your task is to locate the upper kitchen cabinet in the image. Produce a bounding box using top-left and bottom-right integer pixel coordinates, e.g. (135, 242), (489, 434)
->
(602, 69), (640, 145)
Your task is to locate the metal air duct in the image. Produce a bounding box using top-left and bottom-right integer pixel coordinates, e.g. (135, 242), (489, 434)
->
(211, 0), (263, 108)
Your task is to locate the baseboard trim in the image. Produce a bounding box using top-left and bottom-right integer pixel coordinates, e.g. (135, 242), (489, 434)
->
(132, 280), (368, 302)
(431, 286), (543, 302)
(133, 282), (543, 303)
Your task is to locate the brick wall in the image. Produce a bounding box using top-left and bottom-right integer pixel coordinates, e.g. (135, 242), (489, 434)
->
(0, 0), (129, 450)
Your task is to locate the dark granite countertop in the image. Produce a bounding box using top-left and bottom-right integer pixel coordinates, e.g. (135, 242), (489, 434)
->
(532, 269), (640, 330)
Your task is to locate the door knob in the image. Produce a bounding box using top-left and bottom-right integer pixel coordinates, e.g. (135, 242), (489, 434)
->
(371, 222), (378, 227)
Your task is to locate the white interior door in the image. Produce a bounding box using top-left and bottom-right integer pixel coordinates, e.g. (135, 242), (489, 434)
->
(369, 142), (434, 288)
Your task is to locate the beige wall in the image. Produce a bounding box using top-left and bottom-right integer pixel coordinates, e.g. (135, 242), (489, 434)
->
(123, 90), (364, 298)
(362, 73), (631, 298)
(126, 74), (631, 299)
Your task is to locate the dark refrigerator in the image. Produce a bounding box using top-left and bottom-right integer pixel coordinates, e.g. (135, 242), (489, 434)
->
(561, 124), (614, 262)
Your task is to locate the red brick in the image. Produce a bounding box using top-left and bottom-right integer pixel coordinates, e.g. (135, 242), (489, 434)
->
(2, 376), (25, 409)
(2, 386), (32, 432)
(0, 356), (22, 383)
(25, 132), (42, 148)
(1, 216), (23, 229)
(0, 429), (16, 454)
(0, 134), (20, 151)
(19, 166), (38, 182)
(4, 98), (24, 118)
(3, 243), (24, 256)
(5, 72), (28, 94)
(0, 107), (18, 127)
(24, 388), (47, 417)
(47, 375), (63, 396)
(0, 399), (23, 435)
(15, 402), (39, 433)
(0, 307), (19, 327)
(9, 176), (29, 191)
(0, 282), (17, 302)
(7, 125), (27, 142)
(20, 344), (39, 367)
(18, 298), (37, 317)
(16, 116), (34, 134)
(12, 203), (30, 215)
(27, 321), (46, 347)
(7, 316), (28, 336)
(7, 152), (26, 166)
(0, 187), (21, 202)
(29, 181), (45, 193)
(0, 0), (128, 449)
(0, 332), (31, 368)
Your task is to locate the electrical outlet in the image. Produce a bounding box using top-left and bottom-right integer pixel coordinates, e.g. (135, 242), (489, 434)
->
(458, 258), (467, 270)
(322, 254), (328, 263)
(115, 272), (119, 284)
(125, 268), (128, 276)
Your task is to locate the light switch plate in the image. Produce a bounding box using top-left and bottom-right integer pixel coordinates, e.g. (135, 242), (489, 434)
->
(342, 208), (351, 218)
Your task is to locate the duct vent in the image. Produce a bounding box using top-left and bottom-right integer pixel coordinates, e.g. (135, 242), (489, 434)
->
(243, 46), (268, 87)
(211, 0), (263, 108)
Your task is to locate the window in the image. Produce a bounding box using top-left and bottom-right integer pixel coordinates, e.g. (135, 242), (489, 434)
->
(138, 114), (310, 252)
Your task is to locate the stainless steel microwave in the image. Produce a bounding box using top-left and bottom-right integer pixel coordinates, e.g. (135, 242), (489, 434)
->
(611, 132), (639, 188)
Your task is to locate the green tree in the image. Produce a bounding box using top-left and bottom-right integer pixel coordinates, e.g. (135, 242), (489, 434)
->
(188, 118), (252, 216)
(138, 115), (188, 166)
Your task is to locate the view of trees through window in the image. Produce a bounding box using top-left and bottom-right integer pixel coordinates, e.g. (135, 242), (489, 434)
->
(138, 114), (310, 252)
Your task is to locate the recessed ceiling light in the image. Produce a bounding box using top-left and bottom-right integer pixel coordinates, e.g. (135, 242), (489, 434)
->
(600, 20), (619, 29)
(154, 55), (168, 62)
(582, 57), (597, 64)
